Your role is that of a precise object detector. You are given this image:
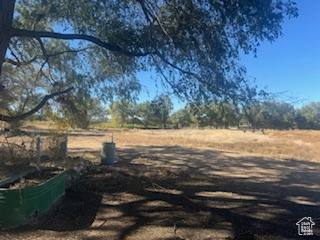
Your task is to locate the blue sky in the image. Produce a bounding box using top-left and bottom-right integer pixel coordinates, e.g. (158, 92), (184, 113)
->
(137, 0), (320, 111)
(241, 0), (320, 106)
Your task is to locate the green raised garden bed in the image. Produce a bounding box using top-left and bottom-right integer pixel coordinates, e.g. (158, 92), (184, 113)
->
(0, 167), (66, 228)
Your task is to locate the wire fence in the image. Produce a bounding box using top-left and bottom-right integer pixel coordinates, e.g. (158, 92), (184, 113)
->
(0, 127), (68, 183)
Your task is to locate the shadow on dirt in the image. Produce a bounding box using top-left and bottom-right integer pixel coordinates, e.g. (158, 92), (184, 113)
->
(37, 190), (102, 231)
(2, 145), (320, 240)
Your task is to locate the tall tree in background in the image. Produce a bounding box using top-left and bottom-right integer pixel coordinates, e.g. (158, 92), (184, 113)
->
(170, 108), (193, 128)
(135, 101), (156, 128)
(109, 78), (141, 127)
(109, 100), (135, 127)
(187, 103), (211, 128)
(0, 0), (298, 122)
(212, 102), (241, 128)
(152, 94), (173, 129)
(242, 101), (296, 130)
(187, 102), (240, 128)
(260, 101), (295, 129)
(296, 102), (320, 130)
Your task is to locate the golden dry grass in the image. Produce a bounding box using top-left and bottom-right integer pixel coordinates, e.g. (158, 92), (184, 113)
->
(72, 128), (320, 163)
(3, 123), (320, 163)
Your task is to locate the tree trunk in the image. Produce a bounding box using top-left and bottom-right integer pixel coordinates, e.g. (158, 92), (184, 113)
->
(0, 0), (15, 75)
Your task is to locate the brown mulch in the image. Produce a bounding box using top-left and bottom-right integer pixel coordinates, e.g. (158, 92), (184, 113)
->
(3, 169), (63, 189)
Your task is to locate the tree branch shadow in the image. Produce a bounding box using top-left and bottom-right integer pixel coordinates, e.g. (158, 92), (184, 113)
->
(2, 145), (320, 240)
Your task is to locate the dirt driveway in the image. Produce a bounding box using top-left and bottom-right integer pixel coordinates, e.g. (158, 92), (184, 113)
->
(1, 130), (320, 239)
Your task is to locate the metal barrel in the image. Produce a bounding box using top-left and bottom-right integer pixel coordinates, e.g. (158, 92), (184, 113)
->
(101, 142), (116, 165)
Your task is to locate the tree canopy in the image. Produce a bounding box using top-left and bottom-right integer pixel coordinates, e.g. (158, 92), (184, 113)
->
(0, 0), (298, 122)
(296, 102), (320, 130)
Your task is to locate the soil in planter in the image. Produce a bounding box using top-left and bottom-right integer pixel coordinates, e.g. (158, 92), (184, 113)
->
(2, 168), (63, 189)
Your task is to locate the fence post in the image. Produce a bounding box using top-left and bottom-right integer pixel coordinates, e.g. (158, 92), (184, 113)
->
(60, 133), (68, 162)
(36, 137), (41, 168)
(64, 133), (68, 161)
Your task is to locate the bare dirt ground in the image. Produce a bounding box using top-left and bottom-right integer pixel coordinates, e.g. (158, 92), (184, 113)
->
(1, 128), (320, 240)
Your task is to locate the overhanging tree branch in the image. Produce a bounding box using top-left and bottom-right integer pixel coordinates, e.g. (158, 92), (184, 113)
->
(10, 28), (153, 57)
(36, 37), (49, 60)
(4, 56), (38, 66)
(4, 47), (90, 67)
(0, 87), (74, 122)
(155, 52), (200, 79)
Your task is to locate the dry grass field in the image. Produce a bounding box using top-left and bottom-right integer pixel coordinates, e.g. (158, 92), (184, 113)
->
(65, 128), (320, 163)
(2, 126), (320, 240)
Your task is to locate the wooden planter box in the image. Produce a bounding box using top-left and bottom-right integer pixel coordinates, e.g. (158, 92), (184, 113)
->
(0, 167), (66, 228)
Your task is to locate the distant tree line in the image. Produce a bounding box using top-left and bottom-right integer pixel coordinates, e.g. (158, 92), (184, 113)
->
(23, 94), (320, 131)
(108, 95), (320, 131)
(242, 101), (320, 130)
